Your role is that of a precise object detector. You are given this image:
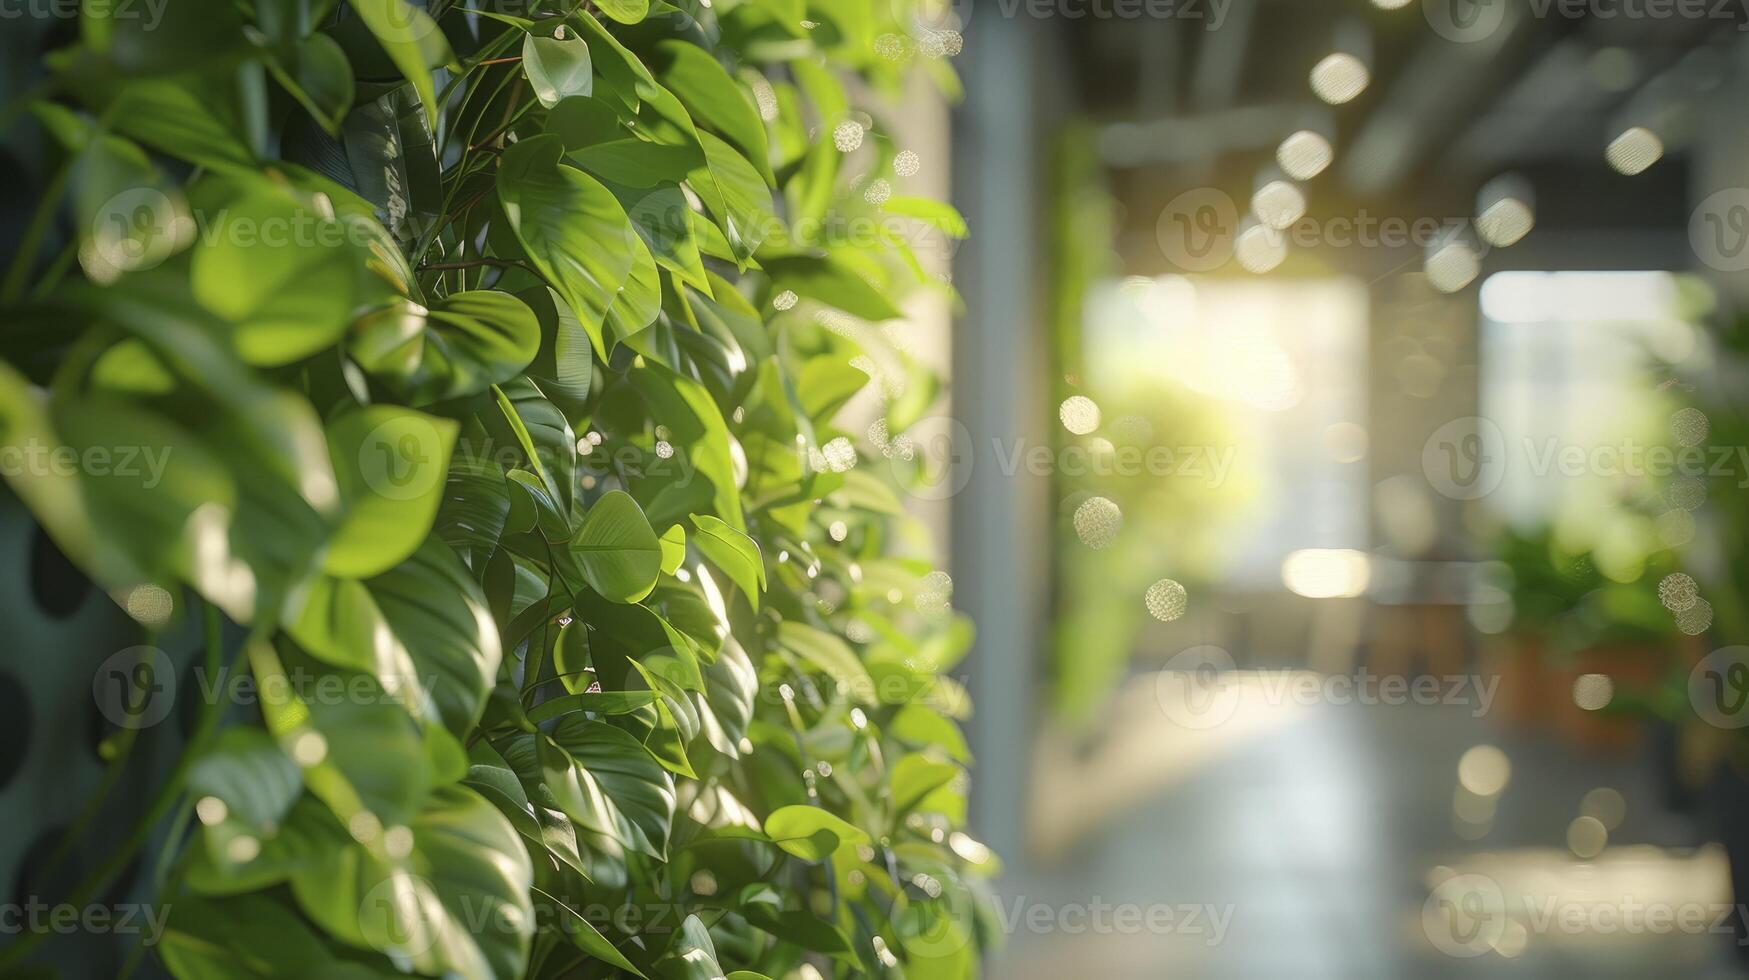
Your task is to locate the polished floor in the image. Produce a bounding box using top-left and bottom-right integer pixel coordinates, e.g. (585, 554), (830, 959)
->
(993, 679), (1745, 978)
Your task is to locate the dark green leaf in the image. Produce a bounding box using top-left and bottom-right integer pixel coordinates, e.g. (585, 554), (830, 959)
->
(571, 490), (662, 603)
(650, 41), (773, 185)
(350, 291), (541, 404)
(688, 513), (764, 609)
(498, 135), (641, 360)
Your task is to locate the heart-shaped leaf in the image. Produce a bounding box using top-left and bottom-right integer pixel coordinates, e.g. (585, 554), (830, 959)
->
(763, 805), (868, 861)
(572, 490), (661, 603)
(287, 538), (503, 737)
(508, 719), (675, 859)
(289, 785), (535, 980)
(523, 33), (592, 109)
(323, 405), (459, 579)
(350, 291), (541, 405)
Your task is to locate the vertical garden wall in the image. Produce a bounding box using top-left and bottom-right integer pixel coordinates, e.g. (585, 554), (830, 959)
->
(0, 0), (993, 976)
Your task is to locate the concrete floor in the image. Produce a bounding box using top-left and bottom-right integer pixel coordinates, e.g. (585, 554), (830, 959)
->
(992, 684), (1744, 979)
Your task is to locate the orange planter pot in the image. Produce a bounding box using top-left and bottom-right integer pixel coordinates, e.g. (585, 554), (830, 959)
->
(1483, 634), (1551, 732)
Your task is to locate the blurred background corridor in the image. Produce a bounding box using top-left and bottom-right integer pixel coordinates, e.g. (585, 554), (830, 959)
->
(939, 0), (1749, 975)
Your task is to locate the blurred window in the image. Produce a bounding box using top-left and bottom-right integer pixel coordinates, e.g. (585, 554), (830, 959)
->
(1083, 276), (1370, 589)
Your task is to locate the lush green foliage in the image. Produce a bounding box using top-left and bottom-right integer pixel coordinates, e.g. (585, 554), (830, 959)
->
(0, 0), (994, 976)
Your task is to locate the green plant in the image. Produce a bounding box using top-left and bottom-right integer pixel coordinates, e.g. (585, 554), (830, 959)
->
(1489, 522), (1679, 656)
(0, 1), (994, 976)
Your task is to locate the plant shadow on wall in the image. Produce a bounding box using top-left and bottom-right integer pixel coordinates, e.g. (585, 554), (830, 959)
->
(0, 0), (996, 977)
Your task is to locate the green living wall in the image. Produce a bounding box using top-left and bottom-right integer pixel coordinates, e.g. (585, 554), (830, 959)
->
(0, 0), (995, 976)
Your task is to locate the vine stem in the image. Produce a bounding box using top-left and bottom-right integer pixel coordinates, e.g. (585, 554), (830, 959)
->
(421, 256), (533, 273)
(0, 601), (229, 971)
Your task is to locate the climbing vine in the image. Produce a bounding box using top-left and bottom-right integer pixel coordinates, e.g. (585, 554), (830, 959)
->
(0, 0), (993, 976)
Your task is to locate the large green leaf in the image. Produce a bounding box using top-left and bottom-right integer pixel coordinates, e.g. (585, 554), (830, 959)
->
(289, 785), (535, 980)
(273, 34), (356, 134)
(187, 727), (304, 831)
(434, 453), (512, 569)
(696, 635), (758, 758)
(653, 915), (741, 980)
(625, 361), (744, 529)
(53, 71), (256, 174)
(593, 0), (650, 24)
(183, 794), (352, 898)
(343, 0), (453, 124)
(572, 590), (705, 692)
(517, 286), (595, 424)
(159, 892), (398, 979)
(190, 180), (377, 366)
(538, 887), (648, 976)
(350, 291), (541, 404)
(762, 805), (868, 861)
(776, 621), (873, 703)
(688, 513), (764, 609)
(571, 139), (698, 187)
(498, 135), (641, 360)
(650, 41), (773, 185)
(688, 130), (774, 264)
(487, 378), (577, 519)
(523, 32), (592, 108)
(514, 719), (676, 859)
(761, 253), (904, 322)
(284, 82), (441, 245)
(287, 538), (503, 737)
(296, 681), (446, 827)
(604, 224), (663, 343)
(571, 490), (662, 603)
(323, 406), (459, 579)
(658, 524), (686, 574)
(611, 182), (711, 292)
